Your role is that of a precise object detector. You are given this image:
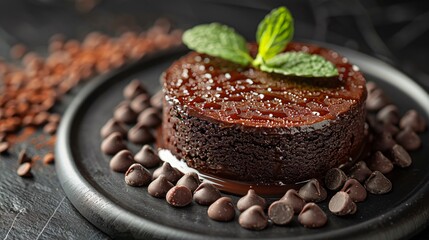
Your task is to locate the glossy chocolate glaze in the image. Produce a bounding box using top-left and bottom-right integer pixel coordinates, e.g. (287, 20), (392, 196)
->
(163, 42), (366, 128)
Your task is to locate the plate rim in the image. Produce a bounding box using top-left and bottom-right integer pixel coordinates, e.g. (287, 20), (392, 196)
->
(56, 45), (429, 240)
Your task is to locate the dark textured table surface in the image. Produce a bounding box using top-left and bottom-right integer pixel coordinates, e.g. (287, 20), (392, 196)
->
(1, 0), (428, 239)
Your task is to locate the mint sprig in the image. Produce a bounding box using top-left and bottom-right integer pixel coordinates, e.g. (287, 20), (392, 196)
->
(182, 7), (339, 78)
(182, 23), (253, 66)
(261, 52), (339, 77)
(254, 7), (294, 67)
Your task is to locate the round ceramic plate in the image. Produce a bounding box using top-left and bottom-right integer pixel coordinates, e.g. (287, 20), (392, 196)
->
(56, 45), (429, 240)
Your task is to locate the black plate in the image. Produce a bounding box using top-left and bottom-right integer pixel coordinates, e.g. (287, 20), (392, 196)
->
(56, 45), (429, 240)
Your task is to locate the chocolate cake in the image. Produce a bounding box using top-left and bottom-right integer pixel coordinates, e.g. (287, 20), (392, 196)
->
(161, 42), (367, 184)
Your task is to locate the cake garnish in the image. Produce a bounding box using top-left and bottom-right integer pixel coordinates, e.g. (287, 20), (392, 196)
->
(182, 6), (339, 78)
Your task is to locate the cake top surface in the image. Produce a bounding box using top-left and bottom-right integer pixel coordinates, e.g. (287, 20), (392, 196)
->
(163, 42), (367, 128)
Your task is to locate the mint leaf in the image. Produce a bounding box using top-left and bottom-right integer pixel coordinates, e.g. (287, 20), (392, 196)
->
(254, 7), (294, 66)
(182, 23), (253, 66)
(260, 52), (339, 77)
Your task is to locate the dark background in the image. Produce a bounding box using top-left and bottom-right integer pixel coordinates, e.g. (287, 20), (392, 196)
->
(0, 0), (428, 239)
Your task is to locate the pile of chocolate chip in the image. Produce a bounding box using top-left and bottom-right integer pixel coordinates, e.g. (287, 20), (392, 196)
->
(0, 19), (181, 177)
(100, 80), (426, 231)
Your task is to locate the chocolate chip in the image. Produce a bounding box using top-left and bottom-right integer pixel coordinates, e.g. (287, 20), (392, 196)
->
(349, 161), (372, 183)
(110, 150), (135, 173)
(100, 119), (127, 139)
(298, 179), (327, 202)
(130, 94), (151, 113)
(101, 132), (127, 155)
(366, 89), (389, 112)
(377, 123), (400, 136)
(207, 197), (235, 222)
(43, 153), (55, 164)
(395, 128), (421, 151)
(137, 108), (162, 128)
(123, 80), (147, 99)
(176, 172), (200, 192)
(399, 110), (426, 133)
(0, 141), (9, 154)
(389, 144), (412, 168)
(366, 151), (394, 174)
(280, 189), (306, 214)
(325, 168), (348, 191)
(237, 189), (266, 212)
(125, 163), (151, 187)
(376, 105), (399, 125)
(238, 205), (268, 230)
(341, 178), (367, 202)
(365, 171), (392, 194)
(166, 185), (193, 207)
(18, 149), (31, 164)
(193, 182), (222, 206)
(127, 123), (155, 144)
(17, 162), (33, 178)
(114, 102), (137, 124)
(152, 162), (182, 183)
(298, 203), (327, 228)
(373, 132), (396, 152)
(268, 201), (294, 225)
(366, 82), (378, 94)
(150, 90), (164, 110)
(134, 145), (161, 168)
(148, 175), (174, 198)
(329, 191), (357, 216)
